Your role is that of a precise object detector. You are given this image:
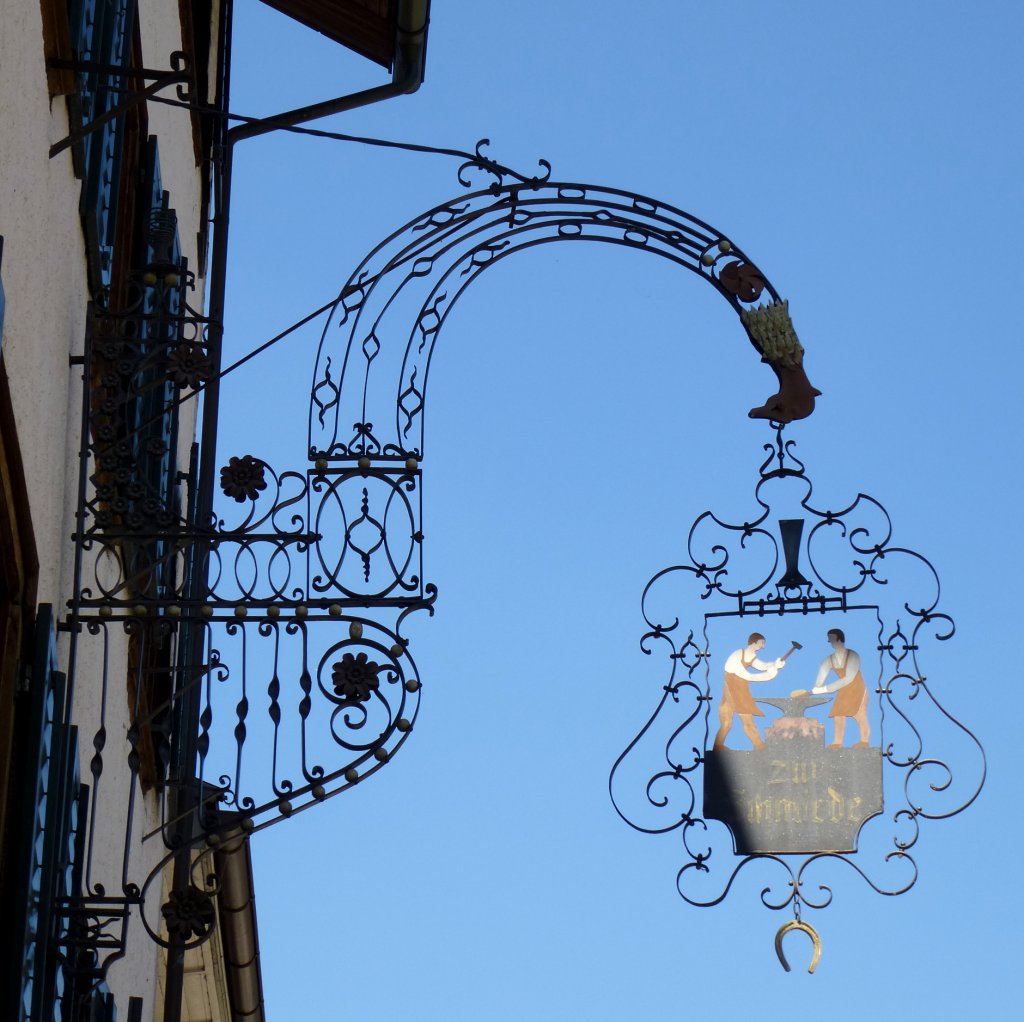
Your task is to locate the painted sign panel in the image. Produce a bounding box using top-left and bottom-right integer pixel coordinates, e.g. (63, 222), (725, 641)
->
(704, 629), (882, 853)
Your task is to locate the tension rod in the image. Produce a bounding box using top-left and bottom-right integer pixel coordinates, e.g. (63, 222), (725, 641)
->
(145, 92), (552, 187)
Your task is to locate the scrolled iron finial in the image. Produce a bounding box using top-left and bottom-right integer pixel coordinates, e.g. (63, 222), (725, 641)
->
(456, 138), (554, 190)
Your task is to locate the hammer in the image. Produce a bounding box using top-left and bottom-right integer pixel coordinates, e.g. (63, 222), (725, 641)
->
(780, 641), (813, 698)
(779, 640), (803, 662)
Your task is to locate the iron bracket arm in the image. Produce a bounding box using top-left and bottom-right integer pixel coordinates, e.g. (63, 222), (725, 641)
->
(47, 52), (192, 160)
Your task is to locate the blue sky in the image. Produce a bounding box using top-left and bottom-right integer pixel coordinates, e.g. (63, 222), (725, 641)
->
(212, 2), (1021, 1017)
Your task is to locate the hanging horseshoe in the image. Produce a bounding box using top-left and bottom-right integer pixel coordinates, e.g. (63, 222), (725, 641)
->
(774, 919), (822, 974)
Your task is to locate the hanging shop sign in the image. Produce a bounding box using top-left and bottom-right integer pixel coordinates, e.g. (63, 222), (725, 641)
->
(610, 426), (984, 972)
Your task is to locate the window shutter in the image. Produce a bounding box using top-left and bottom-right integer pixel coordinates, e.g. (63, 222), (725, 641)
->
(13, 605), (80, 1022)
(130, 139), (184, 596)
(67, 0), (135, 291)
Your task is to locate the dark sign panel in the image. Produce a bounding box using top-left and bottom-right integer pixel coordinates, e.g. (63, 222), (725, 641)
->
(704, 631), (882, 853)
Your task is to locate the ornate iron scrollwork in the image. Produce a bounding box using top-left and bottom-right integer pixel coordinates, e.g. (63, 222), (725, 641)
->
(308, 166), (821, 478)
(609, 424), (985, 965)
(64, 145), (831, 982)
(65, 243), (434, 983)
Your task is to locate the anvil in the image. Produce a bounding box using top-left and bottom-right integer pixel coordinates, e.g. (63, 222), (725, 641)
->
(757, 694), (831, 719)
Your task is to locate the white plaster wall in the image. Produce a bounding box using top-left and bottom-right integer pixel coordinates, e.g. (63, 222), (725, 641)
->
(0, 1), (213, 1015)
(0, 0), (90, 610)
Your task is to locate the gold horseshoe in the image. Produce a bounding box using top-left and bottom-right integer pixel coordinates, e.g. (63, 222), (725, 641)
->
(774, 919), (822, 974)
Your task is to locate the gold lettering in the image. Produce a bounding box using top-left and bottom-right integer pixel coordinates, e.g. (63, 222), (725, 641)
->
(743, 791), (867, 836)
(827, 786), (843, 823)
(769, 760), (820, 785)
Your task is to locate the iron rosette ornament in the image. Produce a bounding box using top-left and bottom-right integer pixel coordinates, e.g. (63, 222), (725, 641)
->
(130, 842), (223, 955)
(195, 613), (424, 835)
(161, 883), (216, 941)
(609, 425), (984, 971)
(219, 454), (269, 504)
(74, 450), (313, 614)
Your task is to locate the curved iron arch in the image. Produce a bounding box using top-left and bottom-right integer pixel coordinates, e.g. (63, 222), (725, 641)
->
(308, 177), (821, 462)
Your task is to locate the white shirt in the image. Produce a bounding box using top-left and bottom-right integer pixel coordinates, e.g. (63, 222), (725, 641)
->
(724, 647), (778, 681)
(813, 648), (861, 693)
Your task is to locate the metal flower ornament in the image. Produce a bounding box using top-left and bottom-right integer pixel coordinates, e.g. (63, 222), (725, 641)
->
(331, 651), (382, 702)
(609, 424), (985, 973)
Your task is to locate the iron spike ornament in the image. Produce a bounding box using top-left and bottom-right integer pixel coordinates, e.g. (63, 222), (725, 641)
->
(609, 424), (985, 972)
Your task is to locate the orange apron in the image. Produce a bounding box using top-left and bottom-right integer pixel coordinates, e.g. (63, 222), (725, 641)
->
(828, 659), (867, 717)
(722, 653), (764, 717)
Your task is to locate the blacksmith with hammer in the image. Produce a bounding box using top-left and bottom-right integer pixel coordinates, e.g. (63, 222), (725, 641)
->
(713, 633), (792, 752)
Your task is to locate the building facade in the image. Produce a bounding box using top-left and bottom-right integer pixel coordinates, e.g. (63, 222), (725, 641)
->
(1, 1), (425, 1019)
(1, 1), (235, 1017)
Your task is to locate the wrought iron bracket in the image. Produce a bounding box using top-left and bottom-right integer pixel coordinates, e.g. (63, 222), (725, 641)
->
(61, 142), (838, 982)
(52, 895), (134, 985)
(48, 51), (192, 159)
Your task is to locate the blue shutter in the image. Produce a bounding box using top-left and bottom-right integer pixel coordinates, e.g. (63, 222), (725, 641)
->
(123, 139), (184, 597)
(13, 605), (81, 1022)
(67, 0), (135, 291)
(137, 139), (182, 524)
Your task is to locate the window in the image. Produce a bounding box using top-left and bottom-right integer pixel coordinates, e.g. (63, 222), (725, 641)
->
(67, 0), (135, 292)
(86, 137), (190, 788)
(10, 607), (81, 1022)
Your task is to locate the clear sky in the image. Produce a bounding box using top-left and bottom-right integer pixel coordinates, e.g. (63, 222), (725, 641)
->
(213, 2), (1021, 1018)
